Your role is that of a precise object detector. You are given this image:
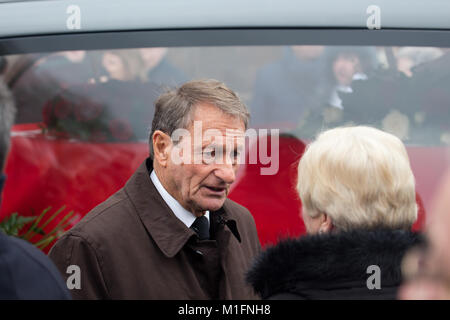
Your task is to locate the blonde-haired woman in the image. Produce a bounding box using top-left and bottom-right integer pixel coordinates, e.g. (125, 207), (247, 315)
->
(247, 126), (423, 299)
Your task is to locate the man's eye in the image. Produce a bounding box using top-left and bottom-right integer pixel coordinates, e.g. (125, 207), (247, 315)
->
(204, 150), (215, 157)
(231, 150), (241, 159)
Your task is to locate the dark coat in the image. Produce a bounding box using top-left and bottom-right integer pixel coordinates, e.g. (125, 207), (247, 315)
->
(246, 229), (422, 300)
(49, 158), (261, 299)
(0, 232), (71, 299)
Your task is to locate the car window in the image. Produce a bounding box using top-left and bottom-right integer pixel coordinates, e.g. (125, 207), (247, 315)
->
(1, 44), (449, 249)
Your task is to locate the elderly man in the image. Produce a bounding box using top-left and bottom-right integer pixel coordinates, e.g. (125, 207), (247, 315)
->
(49, 79), (261, 299)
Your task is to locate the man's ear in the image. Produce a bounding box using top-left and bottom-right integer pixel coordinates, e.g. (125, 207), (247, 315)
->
(319, 213), (333, 234)
(152, 130), (172, 167)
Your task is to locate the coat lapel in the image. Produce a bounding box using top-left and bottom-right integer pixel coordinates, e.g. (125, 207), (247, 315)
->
(124, 159), (196, 258)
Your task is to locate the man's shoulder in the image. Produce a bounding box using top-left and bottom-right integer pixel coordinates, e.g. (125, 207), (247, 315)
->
(0, 232), (70, 299)
(63, 187), (136, 244)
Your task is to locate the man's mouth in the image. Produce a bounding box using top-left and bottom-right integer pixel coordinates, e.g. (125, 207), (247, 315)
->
(204, 186), (227, 195)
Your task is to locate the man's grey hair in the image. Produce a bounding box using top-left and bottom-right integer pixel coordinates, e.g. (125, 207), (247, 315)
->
(0, 77), (16, 171)
(149, 79), (249, 158)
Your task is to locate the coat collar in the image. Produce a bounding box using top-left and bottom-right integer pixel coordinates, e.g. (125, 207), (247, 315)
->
(247, 228), (423, 299)
(124, 158), (237, 258)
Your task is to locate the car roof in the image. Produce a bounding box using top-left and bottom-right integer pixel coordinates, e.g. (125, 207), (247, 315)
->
(0, 0), (450, 38)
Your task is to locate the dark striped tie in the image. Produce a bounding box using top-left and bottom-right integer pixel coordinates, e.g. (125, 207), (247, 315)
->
(190, 215), (209, 240)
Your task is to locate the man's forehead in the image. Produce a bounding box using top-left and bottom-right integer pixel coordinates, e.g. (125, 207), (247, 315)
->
(200, 129), (245, 147)
(203, 128), (245, 137)
(190, 103), (246, 130)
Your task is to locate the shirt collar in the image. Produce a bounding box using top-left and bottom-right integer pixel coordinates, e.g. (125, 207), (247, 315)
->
(124, 159), (236, 258)
(150, 170), (209, 228)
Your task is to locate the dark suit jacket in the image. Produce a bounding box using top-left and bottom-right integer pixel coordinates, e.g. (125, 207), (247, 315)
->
(0, 232), (71, 299)
(49, 158), (261, 299)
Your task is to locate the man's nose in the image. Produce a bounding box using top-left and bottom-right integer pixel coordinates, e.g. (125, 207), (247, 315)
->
(214, 162), (236, 185)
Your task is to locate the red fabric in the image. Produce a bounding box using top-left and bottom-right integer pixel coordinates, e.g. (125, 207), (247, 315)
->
(1, 124), (148, 252)
(229, 135), (307, 246)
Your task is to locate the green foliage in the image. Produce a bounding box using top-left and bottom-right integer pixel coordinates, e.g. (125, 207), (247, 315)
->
(0, 206), (78, 251)
(0, 213), (36, 237)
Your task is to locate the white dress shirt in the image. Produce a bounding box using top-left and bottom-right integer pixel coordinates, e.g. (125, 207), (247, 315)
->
(150, 170), (209, 228)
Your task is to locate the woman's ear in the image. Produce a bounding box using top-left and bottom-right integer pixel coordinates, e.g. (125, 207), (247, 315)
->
(318, 213), (334, 234)
(152, 130), (172, 168)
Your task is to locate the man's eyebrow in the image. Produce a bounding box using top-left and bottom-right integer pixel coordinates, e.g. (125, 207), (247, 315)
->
(201, 143), (221, 150)
(201, 141), (216, 148)
(199, 134), (245, 149)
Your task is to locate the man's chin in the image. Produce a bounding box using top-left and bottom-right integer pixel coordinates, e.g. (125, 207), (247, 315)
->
(196, 197), (227, 212)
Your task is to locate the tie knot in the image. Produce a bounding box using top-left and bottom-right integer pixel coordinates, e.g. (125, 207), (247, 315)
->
(190, 215), (209, 240)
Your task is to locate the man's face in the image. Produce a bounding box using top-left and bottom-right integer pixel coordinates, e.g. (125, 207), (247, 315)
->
(165, 103), (245, 216)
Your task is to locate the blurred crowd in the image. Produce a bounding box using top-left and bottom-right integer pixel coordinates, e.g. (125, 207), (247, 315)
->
(252, 45), (450, 145)
(8, 48), (186, 141)
(2, 45), (449, 145)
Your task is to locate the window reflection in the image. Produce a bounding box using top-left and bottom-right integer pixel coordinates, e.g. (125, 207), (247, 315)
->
(1, 45), (449, 248)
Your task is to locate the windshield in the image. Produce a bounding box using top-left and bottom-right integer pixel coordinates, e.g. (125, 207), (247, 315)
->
(1, 44), (449, 247)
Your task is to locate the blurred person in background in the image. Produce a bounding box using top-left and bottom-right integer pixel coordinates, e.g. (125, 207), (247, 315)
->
(247, 126), (422, 299)
(396, 47), (443, 77)
(408, 48), (450, 145)
(97, 49), (162, 140)
(295, 47), (378, 139)
(99, 49), (186, 127)
(100, 49), (145, 82)
(326, 46), (377, 109)
(0, 57), (6, 75)
(251, 45), (329, 129)
(138, 47), (187, 88)
(12, 50), (95, 124)
(399, 168), (450, 299)
(0, 77), (70, 299)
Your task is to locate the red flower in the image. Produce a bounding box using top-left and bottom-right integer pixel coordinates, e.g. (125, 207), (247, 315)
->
(53, 98), (72, 119)
(74, 100), (103, 122)
(108, 119), (133, 141)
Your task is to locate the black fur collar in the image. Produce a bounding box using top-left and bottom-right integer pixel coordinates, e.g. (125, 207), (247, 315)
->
(246, 229), (423, 299)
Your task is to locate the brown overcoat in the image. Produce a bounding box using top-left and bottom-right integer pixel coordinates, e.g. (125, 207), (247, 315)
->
(49, 158), (261, 299)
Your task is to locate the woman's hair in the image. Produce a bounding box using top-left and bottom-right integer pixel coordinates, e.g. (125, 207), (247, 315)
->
(297, 126), (417, 231)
